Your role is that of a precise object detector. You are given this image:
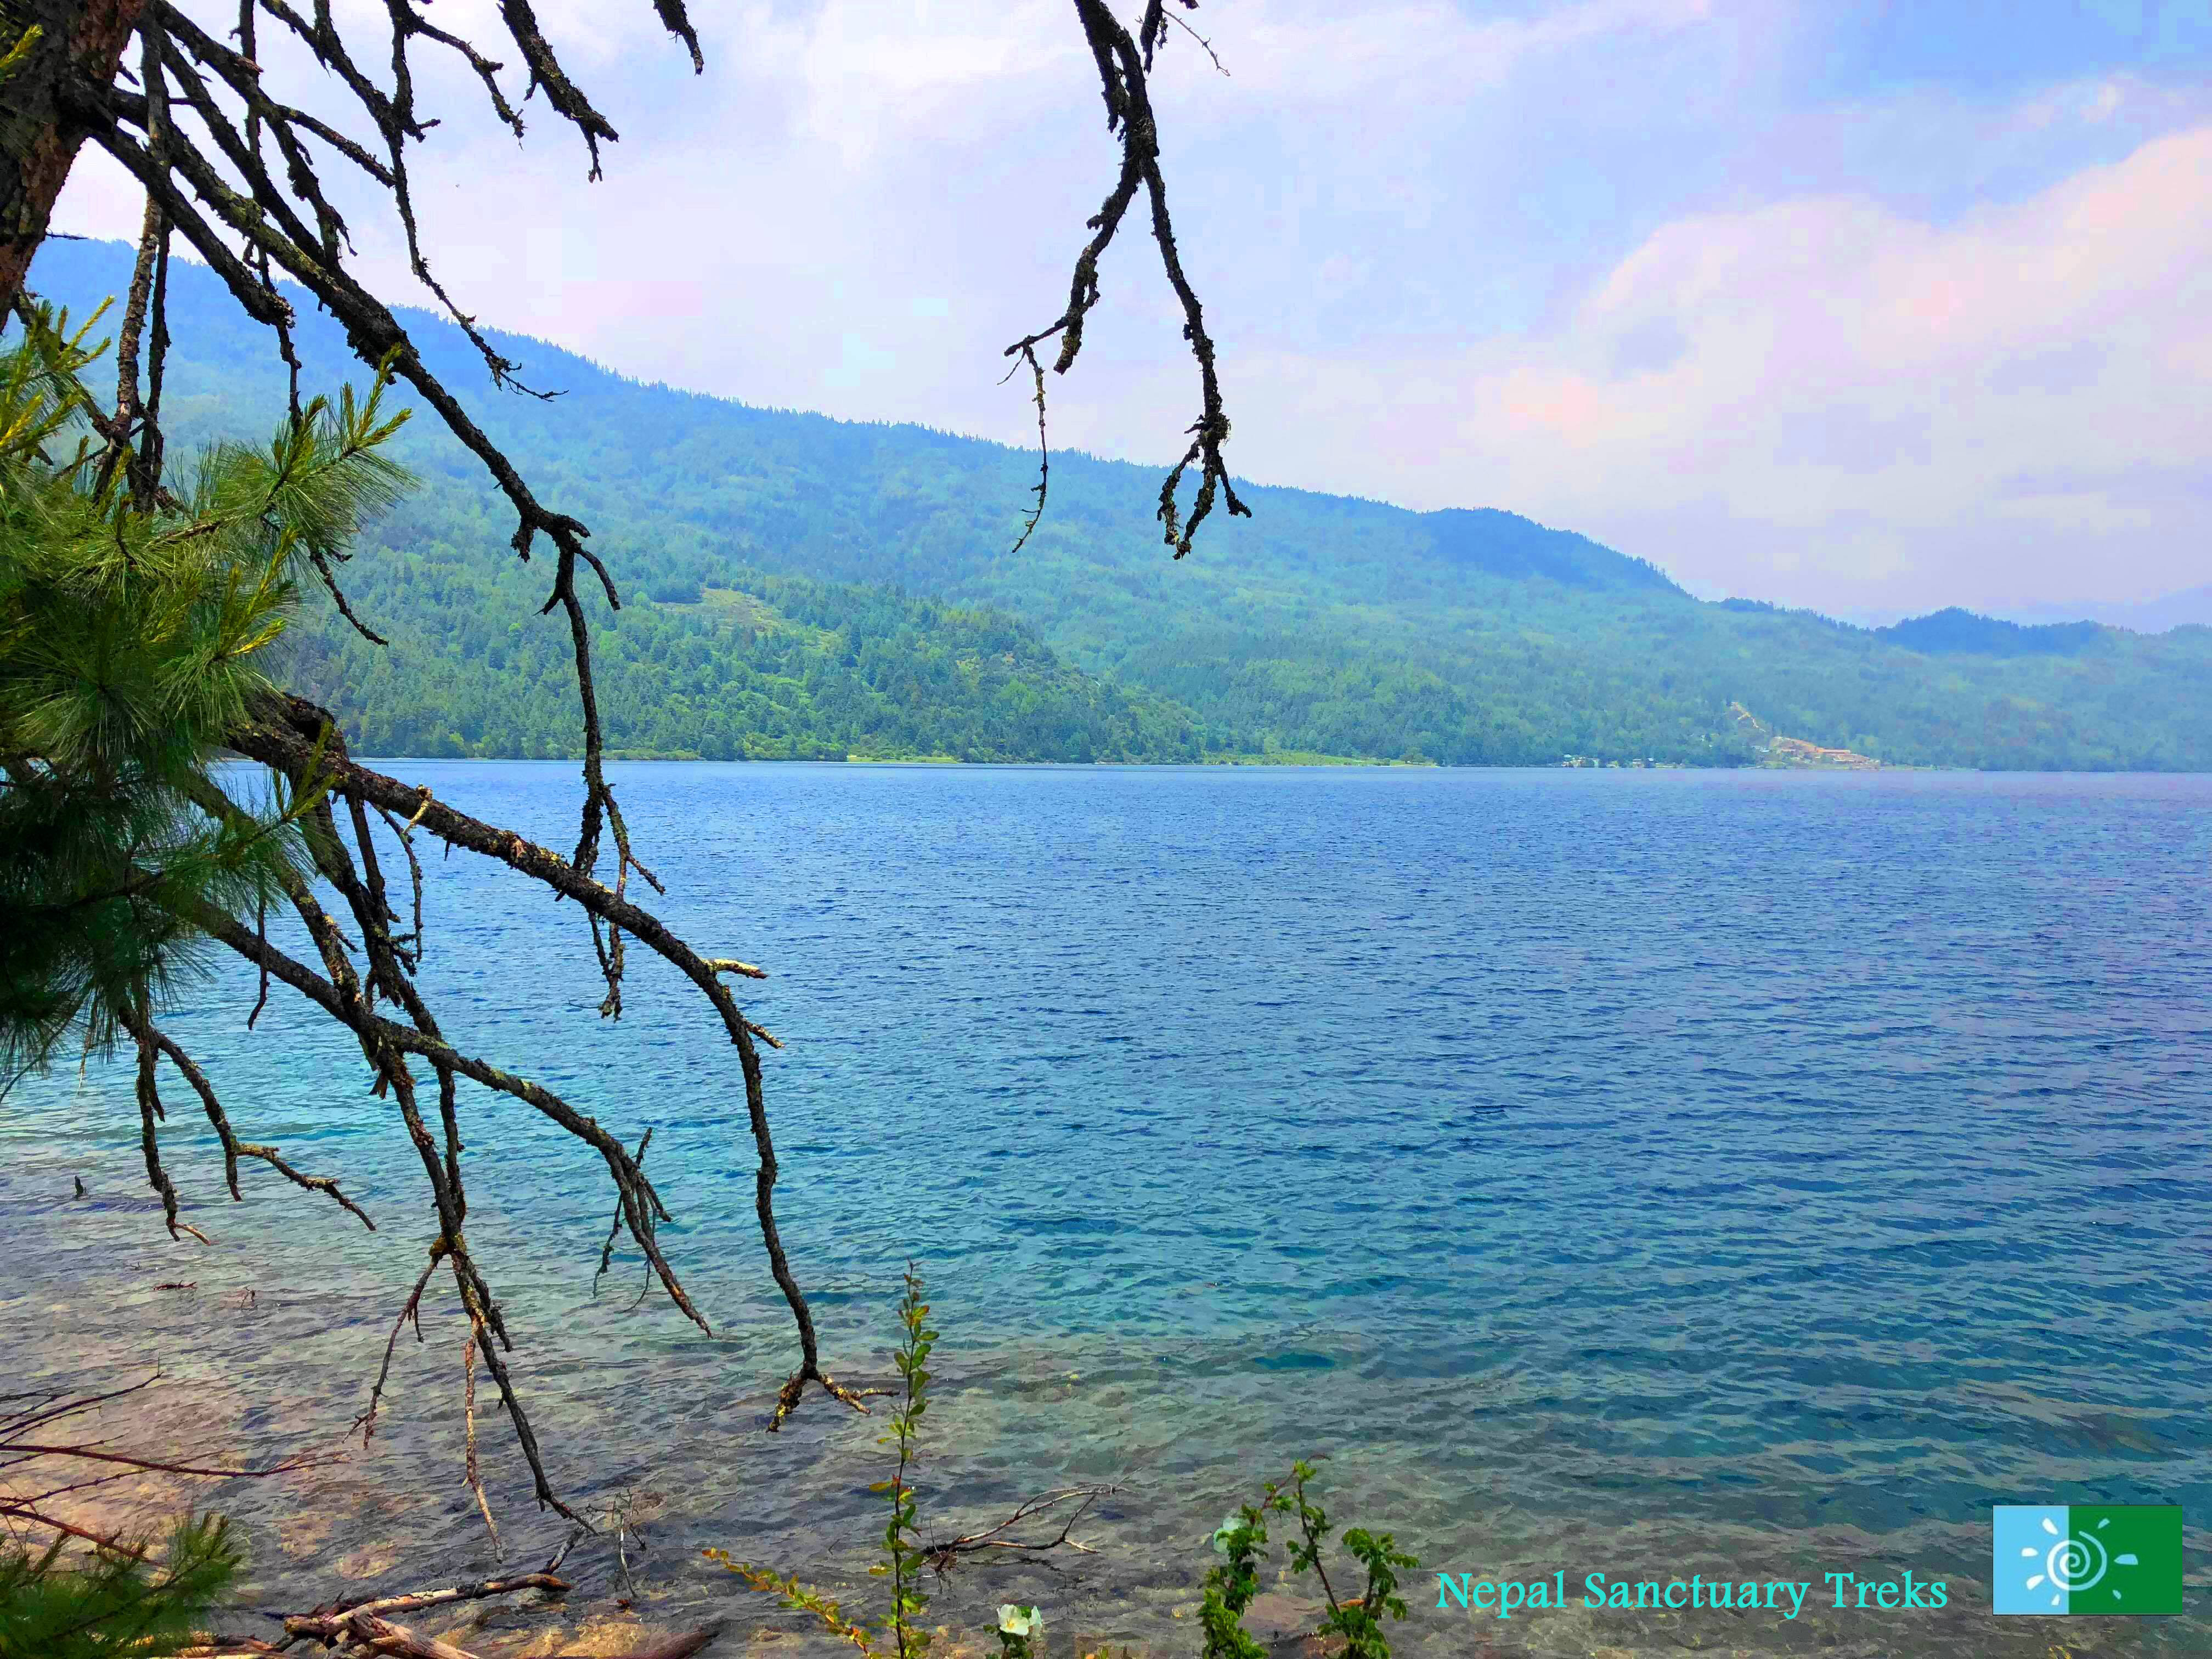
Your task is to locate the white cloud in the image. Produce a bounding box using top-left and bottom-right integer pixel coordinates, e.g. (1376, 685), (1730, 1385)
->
(1254, 122), (2212, 610)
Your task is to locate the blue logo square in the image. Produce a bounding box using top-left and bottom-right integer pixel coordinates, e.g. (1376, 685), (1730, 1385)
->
(1994, 1505), (2074, 1614)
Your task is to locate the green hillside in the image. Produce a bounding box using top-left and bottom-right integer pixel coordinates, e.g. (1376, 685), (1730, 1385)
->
(29, 239), (2212, 769)
(290, 567), (1218, 763)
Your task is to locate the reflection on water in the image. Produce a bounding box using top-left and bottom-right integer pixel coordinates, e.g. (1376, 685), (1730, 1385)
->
(5, 764), (2210, 1656)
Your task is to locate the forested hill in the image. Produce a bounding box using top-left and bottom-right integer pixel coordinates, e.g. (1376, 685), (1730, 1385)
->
(30, 239), (2212, 768)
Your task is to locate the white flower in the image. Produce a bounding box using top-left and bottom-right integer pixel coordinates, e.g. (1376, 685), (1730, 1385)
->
(997, 1604), (1042, 1638)
(1211, 1514), (1246, 1555)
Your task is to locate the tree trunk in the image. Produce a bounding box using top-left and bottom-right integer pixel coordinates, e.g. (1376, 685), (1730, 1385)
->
(0, 0), (146, 308)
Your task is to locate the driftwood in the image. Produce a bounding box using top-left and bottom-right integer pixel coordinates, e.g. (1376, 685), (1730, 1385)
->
(922, 1483), (1120, 1569)
(267, 1574), (720, 1659)
(331, 1612), (478, 1659)
(285, 1570), (573, 1637)
(596, 1628), (723, 1659)
(345, 1612), (720, 1659)
(259, 1570), (719, 1659)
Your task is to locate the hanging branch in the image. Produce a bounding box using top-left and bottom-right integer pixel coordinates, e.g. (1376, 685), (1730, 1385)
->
(354, 1249), (441, 1446)
(596, 1128), (652, 1293)
(149, 696), (869, 1514)
(222, 693), (850, 1423)
(13, 0), (1249, 1522)
(144, 1020), (375, 1228)
(1005, 342), (1049, 558)
(126, 1001), (210, 1245)
(1006, 0), (1249, 558)
(460, 1328), (501, 1556)
(174, 761), (727, 1520)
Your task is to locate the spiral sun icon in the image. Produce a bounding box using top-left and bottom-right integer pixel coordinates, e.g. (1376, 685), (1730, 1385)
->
(1991, 1504), (2185, 1616)
(2021, 1514), (2132, 1607)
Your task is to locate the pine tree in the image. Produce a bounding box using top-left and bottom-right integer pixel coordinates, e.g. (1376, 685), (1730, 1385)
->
(0, 1516), (241, 1659)
(0, 300), (409, 1090)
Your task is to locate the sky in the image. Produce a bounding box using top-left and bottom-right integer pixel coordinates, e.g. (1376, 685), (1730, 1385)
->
(48, 0), (2212, 619)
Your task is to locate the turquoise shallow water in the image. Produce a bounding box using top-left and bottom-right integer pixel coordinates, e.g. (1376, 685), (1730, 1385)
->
(5, 763), (2210, 1655)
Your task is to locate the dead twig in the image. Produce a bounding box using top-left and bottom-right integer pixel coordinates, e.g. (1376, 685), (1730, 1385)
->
(354, 1249), (443, 1445)
(303, 1570), (570, 1625)
(922, 1483), (1120, 1569)
(460, 1329), (501, 1556)
(279, 1585), (716, 1659)
(595, 1128), (652, 1294)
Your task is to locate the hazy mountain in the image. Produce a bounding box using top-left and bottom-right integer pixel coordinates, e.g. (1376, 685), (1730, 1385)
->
(27, 238), (2212, 769)
(1874, 609), (2104, 657)
(1991, 586), (2212, 635)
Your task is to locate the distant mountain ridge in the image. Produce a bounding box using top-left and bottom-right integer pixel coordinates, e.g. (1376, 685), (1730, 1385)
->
(1423, 507), (1680, 594)
(1722, 596), (2140, 656)
(25, 238), (2212, 769)
(1992, 585), (2212, 635)
(1874, 608), (2106, 658)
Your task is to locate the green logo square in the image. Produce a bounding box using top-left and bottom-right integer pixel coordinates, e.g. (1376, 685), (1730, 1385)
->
(1993, 1504), (2184, 1615)
(2070, 1506), (2185, 1615)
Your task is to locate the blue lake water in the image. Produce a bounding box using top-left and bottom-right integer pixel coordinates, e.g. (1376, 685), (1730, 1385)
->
(5, 763), (2210, 1656)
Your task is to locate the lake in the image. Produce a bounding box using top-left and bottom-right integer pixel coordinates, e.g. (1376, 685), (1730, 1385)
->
(5, 763), (2209, 1656)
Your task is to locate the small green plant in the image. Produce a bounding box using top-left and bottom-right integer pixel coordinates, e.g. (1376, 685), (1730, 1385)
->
(710, 1274), (1416, 1659)
(870, 1263), (936, 1659)
(699, 1555), (873, 1653)
(1275, 1462), (1417, 1659)
(709, 1262), (942, 1659)
(1203, 1463), (1418, 1659)
(1199, 1506), (1272, 1659)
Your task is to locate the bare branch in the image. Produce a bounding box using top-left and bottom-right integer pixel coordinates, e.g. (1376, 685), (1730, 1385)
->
(461, 1328), (502, 1555)
(311, 1570), (572, 1622)
(494, 0), (619, 177)
(14, 0), (1246, 1519)
(144, 1022), (375, 1228)
(127, 1005), (208, 1244)
(222, 697), (840, 1374)
(1007, 342), (1049, 557)
(595, 1128), (651, 1293)
(1006, 0), (1248, 557)
(923, 1483), (1121, 1565)
(356, 1250), (441, 1446)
